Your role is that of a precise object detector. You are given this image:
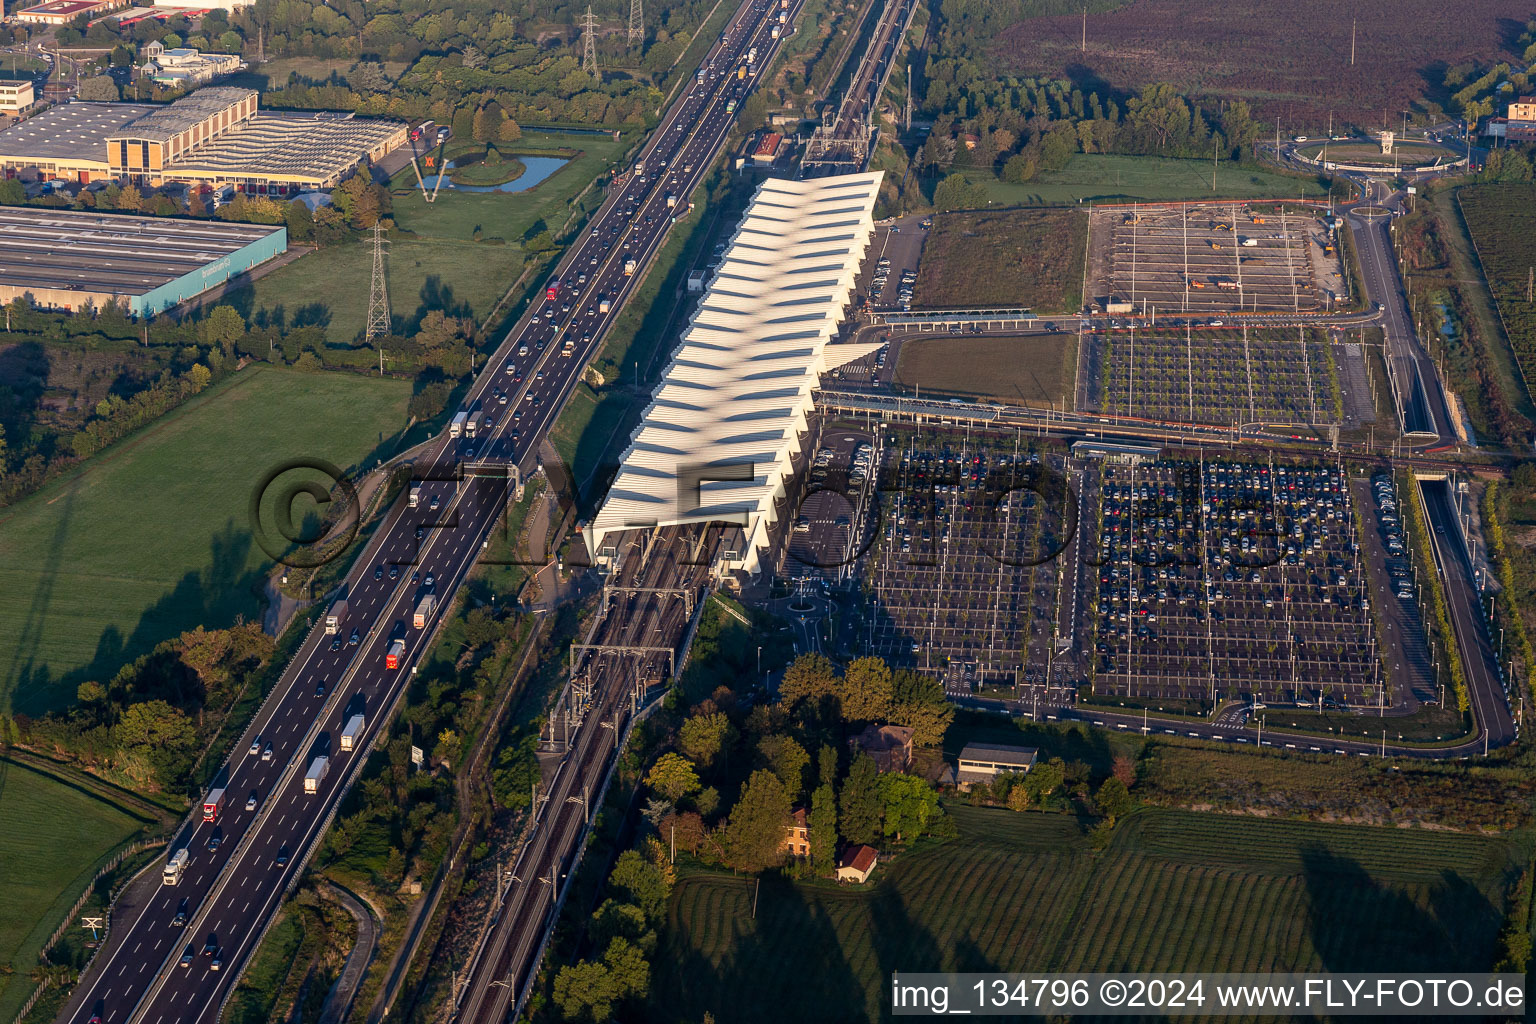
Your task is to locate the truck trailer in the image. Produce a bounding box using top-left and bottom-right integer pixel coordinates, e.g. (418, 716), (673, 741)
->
(413, 594), (436, 629)
(340, 714), (365, 752)
(449, 411), (468, 438)
(304, 756), (330, 794)
(163, 848), (189, 885)
(386, 638), (406, 670)
(325, 599), (348, 635)
(202, 787), (225, 823)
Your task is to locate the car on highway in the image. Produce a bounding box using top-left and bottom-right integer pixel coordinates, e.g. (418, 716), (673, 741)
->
(203, 935), (217, 956)
(207, 829), (222, 851)
(179, 949), (194, 968)
(330, 638), (342, 651)
(246, 791), (259, 811)
(389, 566), (400, 580)
(315, 680), (326, 697)
(349, 630), (360, 646)
(275, 845), (290, 867)
(210, 951), (223, 971)
(249, 737), (261, 756)
(262, 742), (273, 761)
(374, 566), (384, 580)
(172, 899), (188, 927)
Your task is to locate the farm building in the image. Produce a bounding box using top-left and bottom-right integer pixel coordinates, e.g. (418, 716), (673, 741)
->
(584, 172), (885, 577)
(0, 207), (286, 315)
(836, 845), (878, 884)
(955, 743), (1038, 788)
(850, 724), (914, 773)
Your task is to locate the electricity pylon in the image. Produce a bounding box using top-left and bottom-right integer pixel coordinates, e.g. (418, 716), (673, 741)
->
(629, 0), (643, 46)
(365, 221), (390, 341)
(583, 7), (598, 78)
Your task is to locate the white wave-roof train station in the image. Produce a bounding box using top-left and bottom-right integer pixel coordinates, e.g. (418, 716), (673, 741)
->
(586, 171), (884, 576)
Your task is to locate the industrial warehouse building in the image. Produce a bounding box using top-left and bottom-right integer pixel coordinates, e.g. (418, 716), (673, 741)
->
(0, 87), (406, 192)
(0, 207), (286, 315)
(585, 171), (884, 577)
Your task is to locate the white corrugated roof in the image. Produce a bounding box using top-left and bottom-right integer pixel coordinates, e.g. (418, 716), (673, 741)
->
(589, 171), (883, 567)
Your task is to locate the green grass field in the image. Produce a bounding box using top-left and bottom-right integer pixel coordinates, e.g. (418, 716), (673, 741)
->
(0, 366), (412, 716)
(1297, 141), (1461, 167)
(656, 806), (1517, 1022)
(234, 237), (524, 345)
(0, 760), (142, 1022)
(894, 335), (1076, 407)
(957, 154), (1328, 206)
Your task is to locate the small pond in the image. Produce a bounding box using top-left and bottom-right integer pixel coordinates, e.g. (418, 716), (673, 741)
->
(421, 155), (569, 194)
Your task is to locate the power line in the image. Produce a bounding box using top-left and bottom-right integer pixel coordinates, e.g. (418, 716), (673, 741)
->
(629, 0), (643, 47)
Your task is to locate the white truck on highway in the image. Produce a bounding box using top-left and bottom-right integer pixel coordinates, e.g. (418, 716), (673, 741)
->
(304, 756), (330, 794)
(340, 714), (365, 752)
(450, 411), (468, 438)
(409, 485), (421, 508)
(325, 599), (348, 635)
(163, 848), (189, 885)
(413, 593), (436, 629)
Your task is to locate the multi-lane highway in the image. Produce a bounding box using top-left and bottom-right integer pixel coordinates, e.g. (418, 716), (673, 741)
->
(57, 1), (797, 1021)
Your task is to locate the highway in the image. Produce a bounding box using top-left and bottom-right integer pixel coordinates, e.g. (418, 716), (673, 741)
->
(57, 0), (796, 1021)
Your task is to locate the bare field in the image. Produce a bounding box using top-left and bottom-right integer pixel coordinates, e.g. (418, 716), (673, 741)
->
(997, 0), (1530, 125)
(894, 334), (1076, 406)
(915, 208), (1087, 311)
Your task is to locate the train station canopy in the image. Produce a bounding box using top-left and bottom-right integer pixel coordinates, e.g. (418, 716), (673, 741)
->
(586, 171), (884, 575)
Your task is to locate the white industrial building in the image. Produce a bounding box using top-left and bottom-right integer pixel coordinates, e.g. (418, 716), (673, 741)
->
(585, 171), (884, 577)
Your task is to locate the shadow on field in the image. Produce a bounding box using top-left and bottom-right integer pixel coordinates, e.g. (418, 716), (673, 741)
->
(660, 873), (865, 1023)
(1300, 845), (1499, 972)
(9, 519), (264, 717)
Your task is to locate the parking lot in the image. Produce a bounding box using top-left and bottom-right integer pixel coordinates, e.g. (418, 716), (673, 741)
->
(855, 427), (1074, 695)
(1089, 457), (1399, 708)
(853, 215), (929, 313)
(1080, 324), (1344, 427)
(784, 428), (877, 583)
(1086, 203), (1346, 313)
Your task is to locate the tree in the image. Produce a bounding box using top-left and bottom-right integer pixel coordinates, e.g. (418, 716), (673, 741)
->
(498, 116), (522, 143)
(609, 849), (670, 923)
(1001, 152), (1037, 183)
(1019, 758), (1066, 808)
(817, 742), (838, 791)
(1111, 753), (1136, 788)
(1220, 99), (1259, 158)
(284, 200), (315, 243)
(1095, 777), (1134, 819)
(756, 734), (809, 799)
(723, 769), (791, 873)
(1513, 462), (1536, 495)
(199, 305), (245, 356)
(0, 177), (23, 205)
(459, 44), (486, 70)
(890, 669), (953, 746)
(932, 173), (987, 213)
(838, 753), (882, 845)
(591, 899), (655, 955)
(185, 364), (212, 391)
(809, 783), (837, 870)
(552, 959), (618, 1022)
(778, 652), (837, 708)
(113, 699), (195, 788)
(77, 75), (119, 101)
(838, 657), (894, 723)
(878, 773), (937, 842)
(679, 711), (735, 770)
(644, 752), (701, 803)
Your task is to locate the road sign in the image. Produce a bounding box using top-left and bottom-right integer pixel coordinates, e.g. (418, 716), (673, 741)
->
(410, 745), (424, 767)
